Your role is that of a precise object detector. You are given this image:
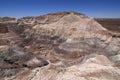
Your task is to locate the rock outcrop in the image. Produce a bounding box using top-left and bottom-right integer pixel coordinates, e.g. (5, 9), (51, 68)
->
(0, 17), (16, 23)
(0, 11), (120, 80)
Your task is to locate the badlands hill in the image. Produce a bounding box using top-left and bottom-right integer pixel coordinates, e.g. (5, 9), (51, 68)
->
(0, 11), (120, 80)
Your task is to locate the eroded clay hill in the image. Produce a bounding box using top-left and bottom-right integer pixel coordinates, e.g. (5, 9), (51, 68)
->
(0, 12), (120, 80)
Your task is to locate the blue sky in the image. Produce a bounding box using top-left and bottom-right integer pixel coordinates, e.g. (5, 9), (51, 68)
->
(0, 0), (120, 18)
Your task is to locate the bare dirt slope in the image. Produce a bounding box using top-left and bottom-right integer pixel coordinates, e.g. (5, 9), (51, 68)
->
(0, 12), (120, 80)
